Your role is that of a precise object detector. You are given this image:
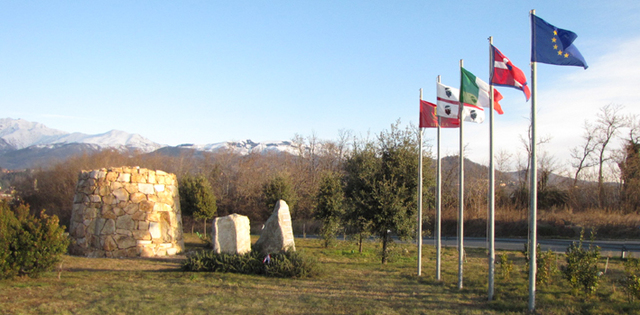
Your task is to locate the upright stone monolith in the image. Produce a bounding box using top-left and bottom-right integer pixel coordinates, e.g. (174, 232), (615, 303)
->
(212, 213), (251, 255)
(254, 200), (296, 254)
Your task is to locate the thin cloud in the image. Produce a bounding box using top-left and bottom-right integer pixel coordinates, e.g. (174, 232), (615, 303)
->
(434, 37), (640, 172)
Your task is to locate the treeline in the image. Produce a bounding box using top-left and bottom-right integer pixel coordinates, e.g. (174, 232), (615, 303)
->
(6, 107), (640, 245)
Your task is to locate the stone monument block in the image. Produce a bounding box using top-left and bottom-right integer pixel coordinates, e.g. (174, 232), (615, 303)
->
(212, 214), (251, 255)
(254, 200), (296, 254)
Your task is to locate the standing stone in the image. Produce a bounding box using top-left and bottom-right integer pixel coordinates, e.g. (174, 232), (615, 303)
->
(254, 200), (296, 254)
(212, 214), (251, 255)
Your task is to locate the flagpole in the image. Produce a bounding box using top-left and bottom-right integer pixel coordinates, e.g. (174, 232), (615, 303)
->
(436, 76), (442, 281)
(458, 59), (465, 290)
(418, 88), (424, 277)
(529, 9), (538, 312)
(488, 36), (496, 301)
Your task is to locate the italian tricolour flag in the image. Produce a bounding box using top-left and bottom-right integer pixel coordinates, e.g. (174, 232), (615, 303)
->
(460, 67), (503, 124)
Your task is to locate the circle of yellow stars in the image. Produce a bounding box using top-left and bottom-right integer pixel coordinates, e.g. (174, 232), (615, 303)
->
(551, 29), (570, 58)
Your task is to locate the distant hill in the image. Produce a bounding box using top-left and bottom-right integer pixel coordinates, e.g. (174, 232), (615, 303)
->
(0, 118), (589, 189)
(0, 118), (303, 170)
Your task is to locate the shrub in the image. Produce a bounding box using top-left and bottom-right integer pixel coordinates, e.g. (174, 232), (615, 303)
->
(621, 257), (640, 302)
(523, 243), (559, 286)
(498, 253), (513, 281)
(0, 202), (69, 279)
(562, 230), (601, 296)
(182, 249), (320, 278)
(264, 250), (321, 278)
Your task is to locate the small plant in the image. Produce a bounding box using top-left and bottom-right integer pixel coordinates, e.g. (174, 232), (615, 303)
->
(562, 229), (601, 296)
(195, 232), (212, 248)
(621, 257), (640, 302)
(498, 253), (513, 281)
(522, 243), (558, 286)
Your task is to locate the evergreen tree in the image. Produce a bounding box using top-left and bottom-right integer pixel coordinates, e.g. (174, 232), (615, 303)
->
(262, 174), (297, 218)
(620, 140), (640, 211)
(344, 121), (426, 264)
(179, 174), (217, 237)
(314, 171), (345, 248)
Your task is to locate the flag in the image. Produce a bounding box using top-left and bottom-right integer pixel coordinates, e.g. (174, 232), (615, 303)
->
(436, 82), (460, 119)
(491, 45), (531, 101)
(420, 100), (460, 128)
(460, 68), (504, 124)
(531, 14), (588, 69)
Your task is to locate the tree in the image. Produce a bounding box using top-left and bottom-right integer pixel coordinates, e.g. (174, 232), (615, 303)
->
(619, 140), (640, 212)
(594, 104), (625, 208)
(570, 121), (598, 188)
(343, 137), (376, 253)
(314, 171), (345, 248)
(344, 121), (424, 264)
(619, 115), (640, 212)
(179, 174), (217, 237)
(262, 174), (297, 219)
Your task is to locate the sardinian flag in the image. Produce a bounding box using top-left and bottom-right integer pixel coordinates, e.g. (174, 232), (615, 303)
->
(436, 82), (461, 119)
(490, 45), (531, 101)
(263, 254), (271, 264)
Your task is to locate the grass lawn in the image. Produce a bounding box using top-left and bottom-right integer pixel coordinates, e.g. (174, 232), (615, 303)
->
(1, 234), (640, 314)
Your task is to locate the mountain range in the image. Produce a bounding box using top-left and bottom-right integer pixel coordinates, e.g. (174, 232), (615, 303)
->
(0, 118), (579, 188)
(0, 118), (299, 170)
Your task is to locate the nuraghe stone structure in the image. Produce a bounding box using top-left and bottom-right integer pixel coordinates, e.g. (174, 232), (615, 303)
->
(68, 167), (185, 258)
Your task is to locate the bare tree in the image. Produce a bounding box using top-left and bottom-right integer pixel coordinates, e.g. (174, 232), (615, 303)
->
(594, 104), (625, 208)
(517, 124), (551, 185)
(570, 121), (598, 187)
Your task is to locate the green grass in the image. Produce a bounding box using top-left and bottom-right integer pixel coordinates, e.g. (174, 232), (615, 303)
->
(1, 234), (639, 314)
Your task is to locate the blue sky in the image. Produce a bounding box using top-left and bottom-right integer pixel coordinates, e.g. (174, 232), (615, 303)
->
(2, 1), (639, 172)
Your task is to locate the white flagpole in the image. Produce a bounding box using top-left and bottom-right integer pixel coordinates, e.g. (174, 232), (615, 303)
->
(458, 59), (465, 290)
(436, 76), (442, 281)
(418, 88), (424, 277)
(529, 9), (538, 312)
(488, 36), (496, 301)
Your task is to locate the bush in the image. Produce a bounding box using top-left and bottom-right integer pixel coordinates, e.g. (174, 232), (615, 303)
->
(0, 202), (69, 279)
(562, 230), (601, 296)
(621, 257), (640, 302)
(182, 249), (321, 278)
(523, 243), (559, 286)
(523, 243), (558, 286)
(498, 253), (513, 281)
(264, 251), (321, 278)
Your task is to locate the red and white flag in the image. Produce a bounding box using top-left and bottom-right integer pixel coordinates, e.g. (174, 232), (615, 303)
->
(420, 100), (459, 128)
(436, 82), (460, 119)
(490, 45), (531, 101)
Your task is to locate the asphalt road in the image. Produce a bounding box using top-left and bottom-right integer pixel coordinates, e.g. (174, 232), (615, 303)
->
(297, 234), (640, 257)
(424, 236), (640, 257)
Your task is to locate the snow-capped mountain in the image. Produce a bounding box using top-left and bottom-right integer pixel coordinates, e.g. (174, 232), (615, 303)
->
(177, 139), (299, 155)
(0, 118), (68, 150)
(0, 118), (302, 169)
(0, 118), (161, 152)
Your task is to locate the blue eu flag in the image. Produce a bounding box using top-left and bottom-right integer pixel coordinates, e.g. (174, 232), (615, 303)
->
(531, 14), (588, 69)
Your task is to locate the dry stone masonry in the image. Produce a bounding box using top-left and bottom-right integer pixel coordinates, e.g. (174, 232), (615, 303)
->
(212, 214), (251, 255)
(68, 167), (185, 258)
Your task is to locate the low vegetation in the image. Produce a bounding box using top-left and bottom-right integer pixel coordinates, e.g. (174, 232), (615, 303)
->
(1, 235), (640, 314)
(0, 201), (68, 280)
(182, 249), (321, 278)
